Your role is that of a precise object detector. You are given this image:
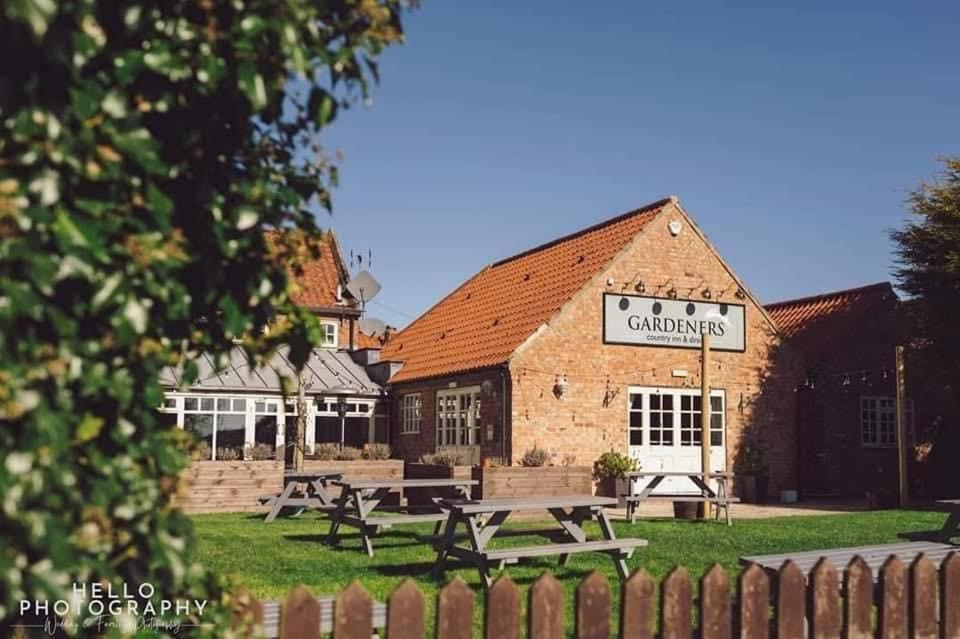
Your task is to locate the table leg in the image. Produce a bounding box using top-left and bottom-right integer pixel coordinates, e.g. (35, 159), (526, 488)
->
(596, 507), (631, 580)
(310, 477), (337, 509)
(431, 512), (461, 578)
(361, 525), (375, 557)
(264, 480), (297, 523)
(465, 514), (496, 588)
(325, 490), (350, 545)
(940, 510), (960, 541)
(631, 475), (665, 524)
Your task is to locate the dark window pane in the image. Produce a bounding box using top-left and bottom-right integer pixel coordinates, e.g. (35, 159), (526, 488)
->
(681, 396), (690, 410)
(651, 431), (661, 445)
(711, 414), (722, 429)
(200, 398), (214, 411)
(216, 414), (245, 458)
(651, 413), (661, 428)
(693, 414), (702, 429)
(629, 412), (642, 429)
(693, 396), (702, 411)
(710, 396), (722, 411)
(663, 431), (674, 445)
(711, 432), (722, 446)
(184, 414), (213, 458)
(184, 397), (198, 411)
(664, 413), (674, 427)
(663, 395), (673, 409)
(254, 415), (277, 454)
(158, 412), (178, 428)
(314, 416), (341, 445)
(630, 394), (643, 410)
(650, 394), (660, 410)
(630, 429), (642, 446)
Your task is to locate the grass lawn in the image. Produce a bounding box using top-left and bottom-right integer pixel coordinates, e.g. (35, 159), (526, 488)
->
(192, 509), (944, 633)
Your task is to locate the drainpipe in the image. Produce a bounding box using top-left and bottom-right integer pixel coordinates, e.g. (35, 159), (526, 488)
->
(500, 366), (508, 465)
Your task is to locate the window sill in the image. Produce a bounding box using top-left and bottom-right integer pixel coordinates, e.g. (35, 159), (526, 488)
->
(400, 430), (421, 436)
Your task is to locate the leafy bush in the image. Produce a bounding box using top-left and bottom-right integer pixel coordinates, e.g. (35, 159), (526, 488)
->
(0, 1), (410, 631)
(420, 451), (468, 466)
(520, 446), (551, 467)
(592, 451), (638, 480)
(735, 439), (769, 475)
(313, 443), (341, 460)
(362, 443), (391, 460)
(245, 443), (276, 461)
(333, 446), (362, 461)
(216, 447), (241, 461)
(191, 441), (212, 462)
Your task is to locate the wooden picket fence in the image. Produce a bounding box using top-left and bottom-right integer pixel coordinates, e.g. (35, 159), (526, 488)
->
(232, 552), (960, 638)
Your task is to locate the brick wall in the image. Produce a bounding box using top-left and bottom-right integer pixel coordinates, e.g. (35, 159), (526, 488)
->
(509, 203), (803, 494)
(388, 368), (509, 464)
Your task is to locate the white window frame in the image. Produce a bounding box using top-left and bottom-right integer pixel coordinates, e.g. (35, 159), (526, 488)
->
(626, 386), (726, 449)
(320, 320), (339, 349)
(861, 396), (914, 448)
(160, 393), (286, 460)
(436, 386), (481, 448)
(401, 393), (422, 434)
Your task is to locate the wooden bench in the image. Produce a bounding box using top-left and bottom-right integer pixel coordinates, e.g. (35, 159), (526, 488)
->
(481, 538), (648, 565)
(624, 472), (737, 525)
(624, 494), (740, 524)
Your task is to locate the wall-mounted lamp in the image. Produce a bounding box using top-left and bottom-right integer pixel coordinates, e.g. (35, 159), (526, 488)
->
(666, 288), (678, 299)
(481, 379), (495, 397)
(553, 375), (569, 400)
(734, 288), (746, 300)
(634, 280), (645, 294)
(702, 288), (712, 299)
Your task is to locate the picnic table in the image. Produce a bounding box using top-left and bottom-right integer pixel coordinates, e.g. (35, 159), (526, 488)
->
(325, 478), (477, 557)
(431, 495), (647, 588)
(624, 471), (739, 525)
(260, 470), (343, 523)
(936, 499), (960, 541)
(740, 540), (957, 583)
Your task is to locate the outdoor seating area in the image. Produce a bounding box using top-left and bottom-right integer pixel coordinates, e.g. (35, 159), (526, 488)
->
(623, 470), (740, 525)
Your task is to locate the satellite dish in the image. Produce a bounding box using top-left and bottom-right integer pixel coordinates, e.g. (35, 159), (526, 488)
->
(359, 317), (387, 338)
(345, 270), (381, 304)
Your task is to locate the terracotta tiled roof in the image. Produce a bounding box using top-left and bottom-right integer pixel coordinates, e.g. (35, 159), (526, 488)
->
(356, 327), (395, 350)
(765, 282), (897, 361)
(380, 198), (672, 382)
(265, 230), (356, 312)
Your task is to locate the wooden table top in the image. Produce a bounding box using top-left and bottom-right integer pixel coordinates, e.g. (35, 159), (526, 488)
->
(333, 478), (478, 489)
(740, 540), (957, 577)
(283, 470), (344, 480)
(626, 471), (733, 478)
(438, 495), (617, 514)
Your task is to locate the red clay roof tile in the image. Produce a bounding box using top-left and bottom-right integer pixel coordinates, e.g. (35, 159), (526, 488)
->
(380, 198), (672, 383)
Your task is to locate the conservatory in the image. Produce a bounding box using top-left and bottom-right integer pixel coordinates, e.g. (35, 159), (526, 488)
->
(158, 345), (386, 461)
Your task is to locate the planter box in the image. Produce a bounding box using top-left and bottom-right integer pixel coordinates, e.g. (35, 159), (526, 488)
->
(472, 466), (592, 500)
(404, 463), (476, 506)
(176, 460), (284, 514)
(673, 502), (704, 520)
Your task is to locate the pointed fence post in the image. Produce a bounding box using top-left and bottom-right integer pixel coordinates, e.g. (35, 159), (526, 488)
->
(334, 581), (372, 639)
(910, 555), (938, 639)
(621, 569), (655, 639)
(843, 557), (873, 639)
(942, 552), (960, 639)
(661, 567), (693, 639)
(280, 585), (321, 639)
(387, 579), (425, 639)
(879, 556), (907, 639)
(738, 564), (769, 639)
(528, 572), (564, 639)
(776, 561), (805, 638)
(576, 571), (611, 639)
(700, 564), (731, 639)
(436, 578), (474, 639)
(485, 576), (520, 639)
(810, 558), (840, 639)
(231, 588), (264, 638)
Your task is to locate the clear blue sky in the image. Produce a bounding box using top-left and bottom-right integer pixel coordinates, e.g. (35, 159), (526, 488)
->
(319, 1), (959, 329)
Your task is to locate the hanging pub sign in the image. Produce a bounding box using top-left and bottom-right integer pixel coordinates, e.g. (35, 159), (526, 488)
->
(602, 293), (746, 352)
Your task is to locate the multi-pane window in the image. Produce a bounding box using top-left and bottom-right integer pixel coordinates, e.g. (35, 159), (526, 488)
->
(626, 388), (724, 449)
(628, 394), (643, 446)
(861, 397), (913, 447)
(436, 387), (481, 448)
(183, 396), (247, 460)
(320, 321), (338, 348)
(649, 393), (675, 446)
(401, 394), (422, 434)
(253, 400), (279, 456)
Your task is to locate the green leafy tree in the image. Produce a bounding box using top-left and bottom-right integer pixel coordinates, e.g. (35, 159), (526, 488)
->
(0, 1), (410, 634)
(891, 157), (960, 375)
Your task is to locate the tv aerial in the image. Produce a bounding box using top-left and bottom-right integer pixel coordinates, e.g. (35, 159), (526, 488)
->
(346, 270), (388, 340)
(358, 317), (388, 338)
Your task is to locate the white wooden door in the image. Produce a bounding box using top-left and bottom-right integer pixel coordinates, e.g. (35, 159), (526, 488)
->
(627, 387), (726, 494)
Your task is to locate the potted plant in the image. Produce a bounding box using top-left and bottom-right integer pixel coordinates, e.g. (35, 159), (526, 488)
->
(734, 438), (769, 504)
(592, 451), (638, 508)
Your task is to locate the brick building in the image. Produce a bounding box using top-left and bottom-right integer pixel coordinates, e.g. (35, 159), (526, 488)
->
(378, 197), (804, 494)
(766, 283), (955, 500)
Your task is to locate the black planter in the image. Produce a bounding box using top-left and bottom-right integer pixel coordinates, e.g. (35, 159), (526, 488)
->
(735, 475), (770, 504)
(597, 477), (631, 509)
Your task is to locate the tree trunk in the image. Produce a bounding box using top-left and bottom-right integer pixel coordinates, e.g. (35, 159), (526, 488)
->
(293, 371), (307, 472)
